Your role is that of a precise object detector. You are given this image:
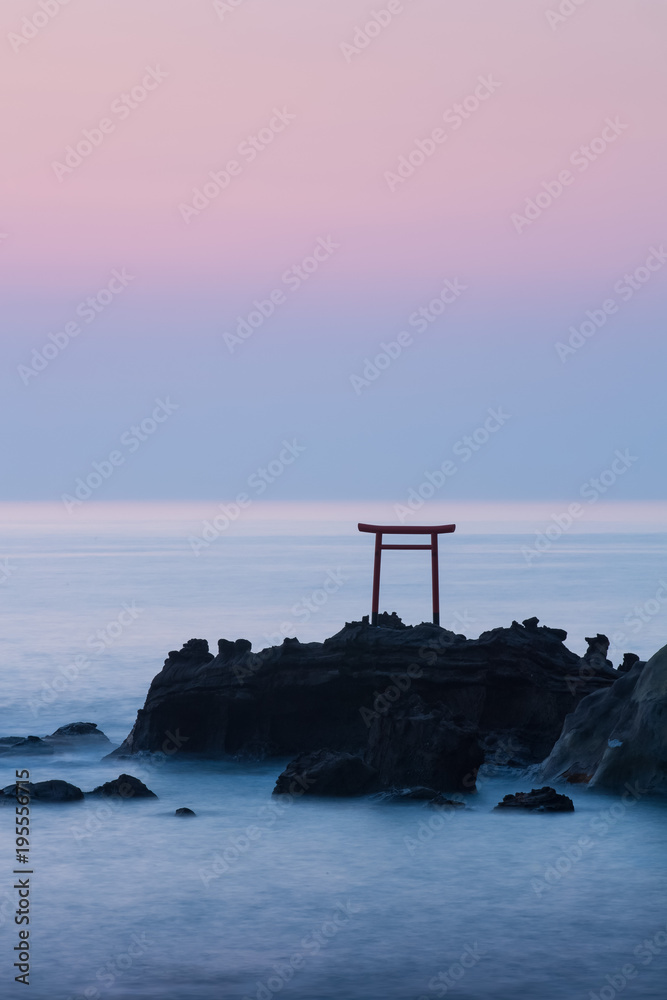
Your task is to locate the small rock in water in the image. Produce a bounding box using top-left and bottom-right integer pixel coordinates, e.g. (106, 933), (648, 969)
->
(87, 774), (157, 799)
(0, 780), (84, 802)
(494, 786), (574, 813)
(175, 807), (196, 817)
(45, 722), (112, 746)
(429, 793), (466, 809)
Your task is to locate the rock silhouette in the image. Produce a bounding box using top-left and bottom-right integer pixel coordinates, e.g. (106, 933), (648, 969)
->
(111, 617), (619, 773)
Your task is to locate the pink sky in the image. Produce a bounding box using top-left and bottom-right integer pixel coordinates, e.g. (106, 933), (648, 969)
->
(2, 0), (666, 504)
(2, 0), (665, 294)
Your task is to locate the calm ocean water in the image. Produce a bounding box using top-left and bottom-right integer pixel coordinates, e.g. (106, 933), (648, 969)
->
(1, 502), (666, 999)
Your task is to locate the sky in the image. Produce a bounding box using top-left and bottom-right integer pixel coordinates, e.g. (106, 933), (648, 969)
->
(1, 0), (666, 506)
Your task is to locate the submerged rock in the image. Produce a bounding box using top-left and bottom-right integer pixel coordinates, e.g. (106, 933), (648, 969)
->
(378, 787), (465, 808)
(0, 723), (112, 756)
(0, 736), (55, 756)
(112, 617), (617, 768)
(541, 642), (667, 794)
(273, 749), (377, 796)
(87, 774), (157, 799)
(494, 787), (574, 813)
(175, 807), (196, 816)
(0, 779), (84, 802)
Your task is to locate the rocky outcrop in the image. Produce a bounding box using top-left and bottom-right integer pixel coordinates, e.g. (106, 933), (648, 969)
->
(541, 642), (667, 794)
(494, 787), (574, 812)
(618, 653), (642, 674)
(273, 750), (377, 796)
(583, 634), (614, 672)
(175, 807), (196, 816)
(87, 774), (157, 799)
(112, 617), (619, 768)
(0, 780), (84, 802)
(365, 698), (483, 792)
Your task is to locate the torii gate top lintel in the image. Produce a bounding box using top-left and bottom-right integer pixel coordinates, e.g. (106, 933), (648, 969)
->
(357, 522), (456, 627)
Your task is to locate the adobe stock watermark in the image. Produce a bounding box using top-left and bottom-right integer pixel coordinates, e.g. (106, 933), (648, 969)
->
(350, 277), (467, 394)
(1, 558), (15, 585)
(418, 942), (487, 999)
(531, 781), (649, 901)
(70, 729), (188, 843)
(545, 0), (591, 31)
(521, 448), (638, 563)
(340, 0), (417, 63)
(63, 931), (153, 1000)
(608, 579), (667, 657)
(188, 439), (306, 554)
(17, 268), (135, 385)
(394, 407), (510, 522)
(29, 601), (144, 717)
(404, 737), (522, 858)
(384, 75), (501, 192)
(587, 920), (667, 1000)
(359, 611), (476, 726)
(179, 107), (296, 224)
(61, 398), (179, 513)
(52, 67), (168, 181)
(262, 568), (348, 646)
(242, 900), (361, 1000)
(8, 0), (75, 54)
(200, 772), (322, 888)
(213, 0), (248, 20)
(223, 237), (340, 353)
(555, 245), (667, 362)
(511, 117), (629, 234)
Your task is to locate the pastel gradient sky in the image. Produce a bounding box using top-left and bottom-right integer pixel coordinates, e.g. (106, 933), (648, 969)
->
(2, 0), (666, 503)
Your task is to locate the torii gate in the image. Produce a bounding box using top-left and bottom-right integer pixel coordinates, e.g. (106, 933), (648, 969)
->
(358, 523), (456, 626)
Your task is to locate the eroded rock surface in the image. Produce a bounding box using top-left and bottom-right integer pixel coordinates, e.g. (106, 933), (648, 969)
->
(541, 642), (667, 794)
(112, 617), (618, 770)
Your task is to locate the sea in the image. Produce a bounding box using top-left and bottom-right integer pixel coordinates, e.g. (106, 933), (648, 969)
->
(1, 500), (666, 1000)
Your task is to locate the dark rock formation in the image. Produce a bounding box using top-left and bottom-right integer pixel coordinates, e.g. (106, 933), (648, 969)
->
(0, 737), (24, 746)
(494, 787), (574, 812)
(0, 736), (55, 756)
(87, 774), (157, 799)
(541, 642), (667, 793)
(273, 749), (377, 797)
(618, 653), (642, 674)
(112, 617), (618, 768)
(45, 722), (111, 747)
(365, 698), (483, 792)
(175, 807), (196, 816)
(0, 780), (84, 802)
(584, 634), (615, 672)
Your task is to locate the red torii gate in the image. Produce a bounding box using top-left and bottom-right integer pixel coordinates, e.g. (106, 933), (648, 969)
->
(358, 523), (456, 626)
